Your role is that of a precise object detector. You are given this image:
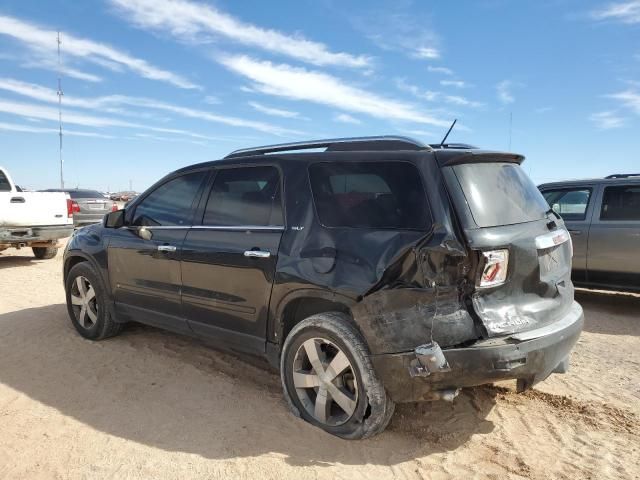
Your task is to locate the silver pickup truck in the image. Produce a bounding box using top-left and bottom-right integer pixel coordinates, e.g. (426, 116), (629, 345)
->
(539, 174), (640, 292)
(0, 166), (74, 259)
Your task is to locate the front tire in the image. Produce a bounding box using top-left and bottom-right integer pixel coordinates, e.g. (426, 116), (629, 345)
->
(32, 246), (58, 259)
(280, 312), (394, 439)
(65, 262), (122, 340)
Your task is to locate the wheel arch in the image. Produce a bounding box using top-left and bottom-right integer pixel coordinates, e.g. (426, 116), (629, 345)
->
(273, 289), (358, 349)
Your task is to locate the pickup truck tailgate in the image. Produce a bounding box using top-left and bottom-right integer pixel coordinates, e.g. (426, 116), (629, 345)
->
(0, 191), (72, 227)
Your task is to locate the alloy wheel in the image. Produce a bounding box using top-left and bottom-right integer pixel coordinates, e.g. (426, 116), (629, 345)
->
(70, 276), (98, 329)
(292, 337), (358, 426)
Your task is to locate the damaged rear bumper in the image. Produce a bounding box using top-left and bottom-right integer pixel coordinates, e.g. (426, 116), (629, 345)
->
(371, 301), (584, 403)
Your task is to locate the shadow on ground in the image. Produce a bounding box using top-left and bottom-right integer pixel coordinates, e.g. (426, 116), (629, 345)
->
(0, 252), (38, 269)
(576, 290), (640, 336)
(0, 304), (498, 466)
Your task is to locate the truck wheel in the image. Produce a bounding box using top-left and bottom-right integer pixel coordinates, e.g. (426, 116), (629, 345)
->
(32, 246), (58, 259)
(280, 312), (395, 439)
(65, 262), (122, 340)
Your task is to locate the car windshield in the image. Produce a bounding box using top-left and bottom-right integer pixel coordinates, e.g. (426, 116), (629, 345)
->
(451, 162), (549, 228)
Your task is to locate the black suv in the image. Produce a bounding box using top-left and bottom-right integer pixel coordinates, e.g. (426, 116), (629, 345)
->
(63, 136), (583, 439)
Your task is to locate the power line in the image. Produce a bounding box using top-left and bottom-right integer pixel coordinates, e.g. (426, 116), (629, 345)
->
(57, 30), (64, 189)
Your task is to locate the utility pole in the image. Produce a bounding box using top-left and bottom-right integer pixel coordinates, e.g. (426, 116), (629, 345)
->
(508, 111), (513, 152)
(129, 179), (132, 191)
(57, 30), (64, 189)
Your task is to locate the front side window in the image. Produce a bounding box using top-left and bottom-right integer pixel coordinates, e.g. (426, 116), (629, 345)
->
(308, 162), (430, 229)
(132, 171), (205, 226)
(542, 188), (592, 221)
(0, 171), (11, 192)
(203, 166), (283, 226)
(600, 185), (640, 221)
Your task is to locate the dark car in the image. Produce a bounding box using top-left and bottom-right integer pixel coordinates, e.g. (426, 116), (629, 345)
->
(539, 174), (640, 292)
(63, 136), (583, 439)
(43, 189), (117, 227)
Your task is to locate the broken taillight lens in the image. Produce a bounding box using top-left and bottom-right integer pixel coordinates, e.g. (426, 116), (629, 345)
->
(479, 249), (509, 287)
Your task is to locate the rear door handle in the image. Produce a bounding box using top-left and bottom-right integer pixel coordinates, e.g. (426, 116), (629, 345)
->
(157, 245), (177, 252)
(568, 229), (582, 235)
(10, 196), (25, 203)
(244, 250), (271, 258)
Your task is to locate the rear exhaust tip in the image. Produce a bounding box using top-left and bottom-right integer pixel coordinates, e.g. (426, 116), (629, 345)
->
(423, 388), (460, 402)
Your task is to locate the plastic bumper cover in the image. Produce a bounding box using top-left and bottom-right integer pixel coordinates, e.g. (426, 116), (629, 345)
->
(371, 301), (584, 403)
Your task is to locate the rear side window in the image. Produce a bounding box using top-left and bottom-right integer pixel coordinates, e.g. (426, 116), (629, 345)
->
(0, 171), (10, 192)
(203, 166), (283, 226)
(600, 185), (640, 221)
(308, 162), (430, 229)
(451, 162), (549, 228)
(132, 171), (205, 226)
(542, 188), (591, 221)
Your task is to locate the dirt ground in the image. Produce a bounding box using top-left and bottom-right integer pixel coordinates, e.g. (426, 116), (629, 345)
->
(0, 246), (638, 480)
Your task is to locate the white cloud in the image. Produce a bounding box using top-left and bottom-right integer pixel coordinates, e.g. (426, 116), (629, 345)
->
(427, 66), (453, 76)
(591, 1), (640, 24)
(413, 47), (440, 59)
(401, 129), (434, 137)
(0, 78), (300, 136)
(607, 89), (640, 114)
(497, 80), (516, 104)
(396, 78), (482, 108)
(440, 80), (467, 88)
(248, 101), (300, 119)
(535, 106), (554, 114)
(0, 121), (114, 138)
(589, 111), (626, 129)
(0, 15), (199, 89)
(334, 113), (361, 124)
(219, 55), (450, 127)
(443, 95), (483, 108)
(204, 95), (221, 105)
(108, 0), (370, 68)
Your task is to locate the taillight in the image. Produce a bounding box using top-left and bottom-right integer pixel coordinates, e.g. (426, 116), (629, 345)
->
(111, 202), (118, 212)
(67, 199), (80, 217)
(479, 249), (509, 287)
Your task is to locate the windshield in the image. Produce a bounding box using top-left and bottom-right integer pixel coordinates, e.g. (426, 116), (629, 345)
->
(452, 162), (549, 228)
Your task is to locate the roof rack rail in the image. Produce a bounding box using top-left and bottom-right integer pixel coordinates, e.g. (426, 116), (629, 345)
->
(428, 143), (478, 150)
(224, 136), (430, 159)
(605, 173), (640, 179)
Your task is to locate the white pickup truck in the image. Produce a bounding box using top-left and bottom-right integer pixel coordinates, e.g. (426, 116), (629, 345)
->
(0, 166), (74, 259)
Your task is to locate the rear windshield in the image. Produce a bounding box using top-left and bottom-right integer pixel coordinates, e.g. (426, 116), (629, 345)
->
(309, 162), (430, 230)
(69, 190), (104, 199)
(451, 162), (549, 228)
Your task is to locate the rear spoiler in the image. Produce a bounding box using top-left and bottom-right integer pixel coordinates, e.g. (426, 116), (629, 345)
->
(436, 150), (525, 167)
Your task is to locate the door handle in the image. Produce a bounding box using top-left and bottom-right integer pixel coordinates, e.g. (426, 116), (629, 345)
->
(157, 245), (177, 252)
(568, 230), (582, 235)
(244, 249), (271, 258)
(10, 196), (25, 203)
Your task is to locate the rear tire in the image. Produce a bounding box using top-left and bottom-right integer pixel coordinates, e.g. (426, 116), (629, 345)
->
(280, 312), (395, 439)
(32, 246), (58, 259)
(65, 262), (122, 340)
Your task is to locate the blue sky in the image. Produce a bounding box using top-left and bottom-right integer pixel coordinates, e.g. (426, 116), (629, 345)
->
(0, 0), (638, 192)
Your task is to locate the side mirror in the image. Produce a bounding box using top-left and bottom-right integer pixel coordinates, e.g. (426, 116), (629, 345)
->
(104, 209), (125, 228)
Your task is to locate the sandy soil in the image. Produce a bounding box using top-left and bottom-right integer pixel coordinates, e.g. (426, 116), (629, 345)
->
(0, 246), (638, 479)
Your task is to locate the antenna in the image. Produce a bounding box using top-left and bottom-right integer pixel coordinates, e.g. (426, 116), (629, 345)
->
(439, 119), (457, 147)
(57, 30), (64, 189)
